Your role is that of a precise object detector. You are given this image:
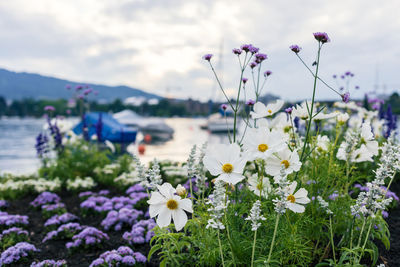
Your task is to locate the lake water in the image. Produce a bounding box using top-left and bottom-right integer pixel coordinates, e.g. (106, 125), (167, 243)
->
(0, 117), (230, 175)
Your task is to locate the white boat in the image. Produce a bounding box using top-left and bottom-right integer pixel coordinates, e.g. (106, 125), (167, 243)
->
(206, 113), (236, 133)
(113, 110), (174, 142)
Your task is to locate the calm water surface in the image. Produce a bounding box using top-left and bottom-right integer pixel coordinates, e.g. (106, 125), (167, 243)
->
(0, 117), (229, 175)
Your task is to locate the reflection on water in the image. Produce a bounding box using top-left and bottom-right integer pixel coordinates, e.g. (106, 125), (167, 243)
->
(0, 117), (230, 175)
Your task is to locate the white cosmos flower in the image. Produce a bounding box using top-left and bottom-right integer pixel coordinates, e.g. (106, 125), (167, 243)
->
(265, 148), (301, 177)
(148, 183), (193, 231)
(285, 181), (310, 213)
(360, 122), (379, 156)
(242, 128), (286, 161)
(316, 135), (330, 152)
(336, 112), (349, 123)
(248, 174), (271, 198)
(352, 145), (374, 162)
(203, 143), (247, 185)
(269, 113), (292, 134)
(250, 100), (284, 119)
(313, 111), (338, 122)
(292, 101), (311, 120)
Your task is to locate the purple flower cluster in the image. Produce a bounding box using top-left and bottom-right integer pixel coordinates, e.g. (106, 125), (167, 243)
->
(89, 246), (146, 267)
(30, 259), (67, 267)
(240, 44), (259, 54)
(35, 133), (49, 158)
(43, 223), (83, 243)
(66, 227), (109, 249)
(79, 190), (110, 200)
(254, 53), (267, 63)
(202, 54), (213, 61)
(0, 212), (29, 228)
(122, 219), (156, 245)
(30, 192), (61, 208)
(341, 92), (350, 103)
(289, 45), (301, 53)
(313, 32), (330, 43)
(101, 208), (143, 231)
(125, 184), (145, 195)
(44, 213), (79, 228)
(0, 242), (38, 265)
(42, 203), (66, 212)
(0, 227), (28, 240)
(81, 196), (139, 213)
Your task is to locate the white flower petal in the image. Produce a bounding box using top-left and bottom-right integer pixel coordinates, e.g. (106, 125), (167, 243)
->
(287, 202), (305, 213)
(172, 209), (188, 231)
(149, 203), (164, 218)
(157, 183), (175, 199)
(156, 206), (172, 228)
(288, 181), (297, 195)
(147, 192), (165, 205)
(295, 196), (310, 204)
(203, 155), (222, 176)
(178, 198), (193, 213)
(294, 188), (308, 199)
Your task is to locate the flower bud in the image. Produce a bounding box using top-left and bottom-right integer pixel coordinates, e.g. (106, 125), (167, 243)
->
(176, 184), (186, 197)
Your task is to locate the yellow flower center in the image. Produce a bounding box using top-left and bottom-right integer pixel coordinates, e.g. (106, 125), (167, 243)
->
(287, 194), (296, 203)
(166, 199), (178, 210)
(258, 144), (268, 152)
(281, 160), (290, 169)
(222, 163), (233, 173)
(268, 109), (272, 114)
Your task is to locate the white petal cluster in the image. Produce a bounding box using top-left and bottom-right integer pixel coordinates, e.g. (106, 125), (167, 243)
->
(206, 180), (228, 230)
(242, 128), (286, 161)
(66, 176), (96, 191)
(250, 100), (284, 119)
(245, 200), (266, 231)
(148, 183), (193, 231)
(203, 143), (246, 185)
(248, 174), (271, 198)
(0, 177), (61, 194)
(265, 148), (301, 177)
(114, 170), (141, 186)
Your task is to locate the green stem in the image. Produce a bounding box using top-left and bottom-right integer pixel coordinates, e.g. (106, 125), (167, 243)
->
(329, 216), (337, 264)
(299, 43), (322, 163)
(267, 214), (280, 264)
(217, 230), (226, 267)
(251, 229), (257, 267)
(357, 217), (366, 248)
(358, 221), (373, 263)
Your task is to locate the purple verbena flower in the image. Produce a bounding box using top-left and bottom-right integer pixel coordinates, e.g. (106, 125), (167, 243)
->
(44, 106), (55, 112)
(246, 99), (255, 106)
(254, 53), (267, 63)
(203, 54), (213, 61)
(289, 45), (301, 53)
(264, 70), (272, 77)
(232, 48), (242, 55)
(285, 107), (293, 114)
(341, 92), (350, 103)
(220, 104), (228, 111)
(242, 77), (248, 84)
(313, 32), (330, 43)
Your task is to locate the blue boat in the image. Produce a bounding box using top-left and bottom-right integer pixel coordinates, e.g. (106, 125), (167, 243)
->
(73, 112), (137, 143)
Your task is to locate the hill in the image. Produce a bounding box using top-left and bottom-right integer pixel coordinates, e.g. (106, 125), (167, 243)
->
(0, 68), (161, 102)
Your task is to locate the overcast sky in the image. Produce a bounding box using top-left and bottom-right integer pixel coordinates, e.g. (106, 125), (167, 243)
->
(0, 0), (399, 102)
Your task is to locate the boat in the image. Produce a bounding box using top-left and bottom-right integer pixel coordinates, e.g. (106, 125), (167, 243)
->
(72, 112), (137, 143)
(113, 110), (174, 142)
(206, 112), (236, 133)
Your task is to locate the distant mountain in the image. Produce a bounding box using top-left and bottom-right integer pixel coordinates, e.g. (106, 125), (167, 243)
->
(0, 68), (161, 102)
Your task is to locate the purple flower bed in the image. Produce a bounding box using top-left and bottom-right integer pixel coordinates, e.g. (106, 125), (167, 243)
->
(1, 227), (29, 239)
(101, 208), (143, 231)
(42, 223), (84, 243)
(122, 219), (156, 245)
(30, 259), (67, 267)
(81, 196), (140, 214)
(89, 246), (146, 267)
(0, 212), (29, 229)
(44, 213), (79, 228)
(0, 242), (38, 265)
(79, 190), (110, 200)
(30, 192), (61, 208)
(66, 227), (109, 250)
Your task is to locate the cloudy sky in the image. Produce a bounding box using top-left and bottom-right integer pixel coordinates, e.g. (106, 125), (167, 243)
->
(0, 0), (399, 102)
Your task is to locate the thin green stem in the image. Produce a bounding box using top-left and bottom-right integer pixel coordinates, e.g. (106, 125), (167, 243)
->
(251, 229), (257, 267)
(217, 231), (226, 267)
(266, 214), (280, 264)
(329, 216), (337, 264)
(299, 43), (321, 163)
(207, 62), (234, 110)
(358, 221), (373, 263)
(357, 217), (366, 248)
